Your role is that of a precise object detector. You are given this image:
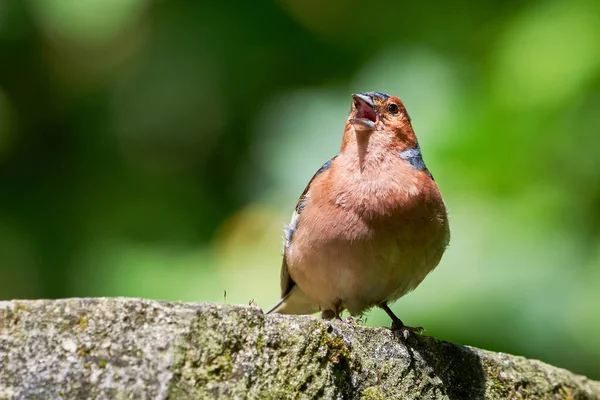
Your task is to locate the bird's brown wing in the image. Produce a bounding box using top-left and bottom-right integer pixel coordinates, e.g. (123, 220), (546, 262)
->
(279, 155), (337, 298)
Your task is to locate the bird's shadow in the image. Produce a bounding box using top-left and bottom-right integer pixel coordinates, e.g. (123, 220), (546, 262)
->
(394, 332), (487, 400)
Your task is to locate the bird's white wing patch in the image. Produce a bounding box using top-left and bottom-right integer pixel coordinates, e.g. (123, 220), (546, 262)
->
(282, 210), (300, 252)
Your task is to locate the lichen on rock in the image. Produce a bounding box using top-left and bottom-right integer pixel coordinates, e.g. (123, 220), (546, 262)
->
(0, 298), (598, 399)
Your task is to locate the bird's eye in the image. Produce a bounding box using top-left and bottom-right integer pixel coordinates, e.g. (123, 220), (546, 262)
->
(387, 103), (399, 114)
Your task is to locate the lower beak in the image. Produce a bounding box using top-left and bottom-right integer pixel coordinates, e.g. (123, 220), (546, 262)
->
(350, 118), (376, 129)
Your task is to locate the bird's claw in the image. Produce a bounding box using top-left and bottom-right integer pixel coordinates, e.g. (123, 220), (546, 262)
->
(391, 321), (425, 339)
(344, 315), (363, 325)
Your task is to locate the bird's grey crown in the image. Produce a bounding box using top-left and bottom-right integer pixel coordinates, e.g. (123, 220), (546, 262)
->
(358, 91), (390, 101)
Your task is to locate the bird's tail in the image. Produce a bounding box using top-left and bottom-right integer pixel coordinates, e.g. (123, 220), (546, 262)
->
(266, 285), (320, 315)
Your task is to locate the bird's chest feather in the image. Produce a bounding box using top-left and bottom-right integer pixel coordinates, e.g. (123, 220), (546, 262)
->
(310, 154), (444, 242)
(287, 153), (448, 312)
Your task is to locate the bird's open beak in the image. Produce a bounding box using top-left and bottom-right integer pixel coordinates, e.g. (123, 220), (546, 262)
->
(351, 93), (377, 129)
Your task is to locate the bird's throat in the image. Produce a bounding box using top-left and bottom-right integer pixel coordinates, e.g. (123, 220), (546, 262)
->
(355, 131), (371, 172)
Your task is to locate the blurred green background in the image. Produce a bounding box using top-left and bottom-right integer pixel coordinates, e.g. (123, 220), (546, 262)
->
(1, 0), (599, 380)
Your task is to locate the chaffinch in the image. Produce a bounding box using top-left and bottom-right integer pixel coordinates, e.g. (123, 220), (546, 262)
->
(267, 92), (450, 337)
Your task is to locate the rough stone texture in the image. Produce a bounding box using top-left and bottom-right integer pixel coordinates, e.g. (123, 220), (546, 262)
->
(0, 298), (598, 400)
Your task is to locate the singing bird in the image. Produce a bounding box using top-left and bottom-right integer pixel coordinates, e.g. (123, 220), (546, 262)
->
(267, 92), (450, 337)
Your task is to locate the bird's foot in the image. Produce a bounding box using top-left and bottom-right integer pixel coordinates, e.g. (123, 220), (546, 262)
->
(379, 303), (424, 339)
(344, 315), (363, 325)
(390, 320), (425, 339)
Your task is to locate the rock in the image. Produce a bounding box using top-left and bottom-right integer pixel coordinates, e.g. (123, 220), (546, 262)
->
(0, 298), (598, 399)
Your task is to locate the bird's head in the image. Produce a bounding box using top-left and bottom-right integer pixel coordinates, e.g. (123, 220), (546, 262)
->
(344, 91), (418, 153)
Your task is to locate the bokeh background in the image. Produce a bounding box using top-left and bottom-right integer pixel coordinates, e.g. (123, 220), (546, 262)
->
(1, 0), (599, 380)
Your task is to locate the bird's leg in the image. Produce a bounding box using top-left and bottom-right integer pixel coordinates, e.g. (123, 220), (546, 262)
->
(379, 303), (424, 339)
(323, 300), (346, 323)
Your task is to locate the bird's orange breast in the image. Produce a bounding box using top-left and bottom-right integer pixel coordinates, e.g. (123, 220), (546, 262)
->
(286, 151), (449, 315)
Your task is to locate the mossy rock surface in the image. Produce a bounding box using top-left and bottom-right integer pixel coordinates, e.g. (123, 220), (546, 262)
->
(0, 298), (598, 399)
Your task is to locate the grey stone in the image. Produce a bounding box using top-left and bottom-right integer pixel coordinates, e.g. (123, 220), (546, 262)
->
(0, 298), (598, 399)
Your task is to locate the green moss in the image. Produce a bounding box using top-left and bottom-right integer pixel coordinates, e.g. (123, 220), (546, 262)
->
(361, 386), (387, 400)
(198, 348), (233, 380)
(480, 355), (588, 400)
(13, 302), (26, 313)
(325, 335), (350, 364)
(98, 360), (107, 368)
(76, 345), (89, 358)
(77, 317), (88, 330)
(130, 346), (143, 359)
(482, 359), (513, 398)
(255, 333), (265, 351)
(558, 385), (574, 400)
(0, 309), (8, 332)
(114, 392), (129, 400)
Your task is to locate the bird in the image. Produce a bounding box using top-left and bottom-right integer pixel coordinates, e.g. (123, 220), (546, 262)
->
(266, 91), (450, 338)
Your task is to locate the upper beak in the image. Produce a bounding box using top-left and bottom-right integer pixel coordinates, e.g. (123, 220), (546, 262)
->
(352, 93), (375, 109)
(351, 93), (377, 130)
